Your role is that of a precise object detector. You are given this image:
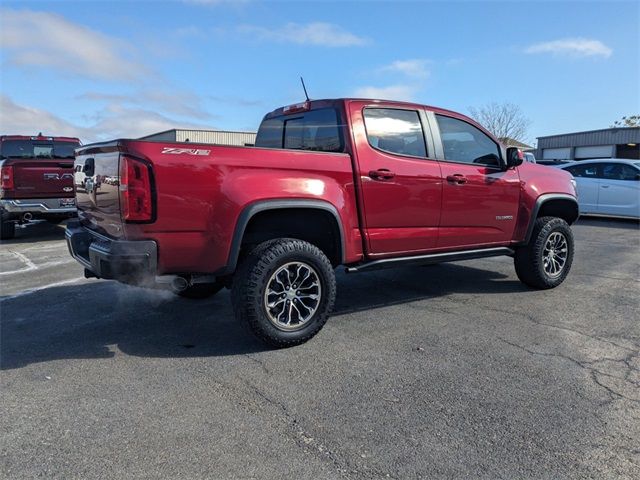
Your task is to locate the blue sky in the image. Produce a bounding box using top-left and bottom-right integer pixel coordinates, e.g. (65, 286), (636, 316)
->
(1, 0), (638, 144)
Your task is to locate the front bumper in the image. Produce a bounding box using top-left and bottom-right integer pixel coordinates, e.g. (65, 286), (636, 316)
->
(65, 220), (157, 282)
(1, 198), (77, 217)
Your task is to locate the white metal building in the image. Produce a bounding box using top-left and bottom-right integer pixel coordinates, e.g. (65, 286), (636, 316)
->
(140, 129), (257, 146)
(536, 127), (640, 161)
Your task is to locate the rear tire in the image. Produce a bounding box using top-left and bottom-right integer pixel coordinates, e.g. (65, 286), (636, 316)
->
(232, 238), (336, 348)
(0, 219), (15, 240)
(514, 216), (574, 289)
(177, 283), (223, 299)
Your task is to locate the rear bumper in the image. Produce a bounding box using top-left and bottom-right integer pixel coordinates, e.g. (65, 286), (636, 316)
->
(1, 198), (77, 217)
(65, 220), (157, 282)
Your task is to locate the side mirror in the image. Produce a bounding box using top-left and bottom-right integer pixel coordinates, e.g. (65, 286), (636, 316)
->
(506, 147), (524, 168)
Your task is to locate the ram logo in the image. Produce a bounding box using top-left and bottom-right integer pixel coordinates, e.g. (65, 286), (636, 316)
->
(44, 173), (74, 180)
(161, 147), (210, 156)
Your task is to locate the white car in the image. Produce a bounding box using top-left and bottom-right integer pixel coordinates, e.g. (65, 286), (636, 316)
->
(558, 159), (640, 219)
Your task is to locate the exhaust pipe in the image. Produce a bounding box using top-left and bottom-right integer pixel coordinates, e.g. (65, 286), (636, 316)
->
(171, 276), (190, 293)
(22, 212), (33, 222)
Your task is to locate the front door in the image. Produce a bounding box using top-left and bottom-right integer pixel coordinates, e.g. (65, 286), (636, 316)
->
(432, 113), (520, 249)
(349, 103), (442, 257)
(564, 163), (600, 214)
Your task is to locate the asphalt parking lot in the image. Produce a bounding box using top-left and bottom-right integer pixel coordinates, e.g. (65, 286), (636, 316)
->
(1, 218), (639, 479)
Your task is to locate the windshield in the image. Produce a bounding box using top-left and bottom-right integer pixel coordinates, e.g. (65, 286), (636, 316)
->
(0, 140), (78, 159)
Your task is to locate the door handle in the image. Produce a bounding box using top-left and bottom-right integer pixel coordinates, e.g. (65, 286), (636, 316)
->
(369, 169), (395, 180)
(601, 185), (610, 188)
(446, 174), (468, 184)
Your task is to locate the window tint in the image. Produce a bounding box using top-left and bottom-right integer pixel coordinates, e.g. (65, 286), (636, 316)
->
(566, 164), (599, 178)
(363, 108), (426, 157)
(254, 117), (284, 148)
(601, 163), (639, 181)
(255, 108), (344, 152)
(436, 115), (501, 167)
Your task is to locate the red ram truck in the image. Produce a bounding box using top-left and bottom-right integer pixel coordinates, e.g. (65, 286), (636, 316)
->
(67, 98), (579, 347)
(1, 134), (80, 239)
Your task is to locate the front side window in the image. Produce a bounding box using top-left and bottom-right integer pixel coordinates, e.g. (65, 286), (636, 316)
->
(363, 108), (427, 158)
(436, 115), (501, 167)
(601, 163), (639, 181)
(255, 108), (344, 152)
(566, 164), (599, 178)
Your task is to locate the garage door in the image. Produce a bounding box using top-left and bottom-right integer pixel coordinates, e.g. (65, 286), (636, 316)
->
(574, 145), (613, 159)
(543, 148), (571, 160)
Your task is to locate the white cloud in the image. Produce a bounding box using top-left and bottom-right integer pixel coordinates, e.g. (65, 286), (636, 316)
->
(0, 8), (148, 80)
(0, 95), (90, 139)
(353, 85), (417, 101)
(380, 59), (430, 79)
(0, 95), (213, 144)
(525, 38), (612, 58)
(238, 22), (368, 47)
(78, 90), (215, 120)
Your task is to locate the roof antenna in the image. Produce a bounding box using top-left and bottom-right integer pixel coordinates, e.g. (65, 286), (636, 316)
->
(300, 76), (310, 102)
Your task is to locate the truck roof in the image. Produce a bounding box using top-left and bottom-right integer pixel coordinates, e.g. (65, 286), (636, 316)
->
(0, 135), (81, 142)
(262, 98), (469, 120)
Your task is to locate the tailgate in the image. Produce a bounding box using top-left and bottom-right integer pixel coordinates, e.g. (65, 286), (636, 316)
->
(75, 145), (124, 239)
(11, 159), (75, 199)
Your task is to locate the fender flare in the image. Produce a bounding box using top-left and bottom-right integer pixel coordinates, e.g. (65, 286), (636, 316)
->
(520, 193), (579, 245)
(219, 199), (346, 275)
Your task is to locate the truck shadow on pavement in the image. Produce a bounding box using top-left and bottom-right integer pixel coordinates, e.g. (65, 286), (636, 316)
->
(1, 262), (527, 370)
(0, 221), (67, 245)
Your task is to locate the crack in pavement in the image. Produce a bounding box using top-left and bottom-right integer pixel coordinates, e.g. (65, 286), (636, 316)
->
(497, 337), (640, 405)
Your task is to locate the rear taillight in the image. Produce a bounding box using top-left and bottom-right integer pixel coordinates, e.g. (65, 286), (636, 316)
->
(1, 166), (14, 190)
(120, 156), (153, 222)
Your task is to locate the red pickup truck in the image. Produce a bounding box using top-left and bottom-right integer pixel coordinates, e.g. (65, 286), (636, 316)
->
(67, 98), (579, 347)
(1, 134), (80, 239)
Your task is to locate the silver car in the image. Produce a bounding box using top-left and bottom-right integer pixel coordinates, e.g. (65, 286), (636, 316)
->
(558, 159), (640, 219)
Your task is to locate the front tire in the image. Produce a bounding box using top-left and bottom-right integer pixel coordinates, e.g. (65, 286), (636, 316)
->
(514, 216), (574, 289)
(232, 238), (336, 348)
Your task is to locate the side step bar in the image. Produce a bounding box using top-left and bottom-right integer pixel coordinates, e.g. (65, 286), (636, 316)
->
(345, 247), (515, 273)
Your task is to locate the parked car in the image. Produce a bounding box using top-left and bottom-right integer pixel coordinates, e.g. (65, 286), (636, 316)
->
(537, 159), (574, 166)
(558, 159), (640, 219)
(523, 152), (537, 164)
(1, 134), (80, 239)
(66, 98), (579, 347)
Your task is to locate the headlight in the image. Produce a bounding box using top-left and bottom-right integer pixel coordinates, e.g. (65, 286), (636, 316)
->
(570, 178), (578, 196)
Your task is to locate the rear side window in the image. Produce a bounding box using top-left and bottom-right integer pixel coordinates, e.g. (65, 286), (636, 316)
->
(363, 108), (427, 158)
(565, 164), (599, 178)
(255, 108), (344, 152)
(601, 163), (639, 181)
(436, 114), (501, 167)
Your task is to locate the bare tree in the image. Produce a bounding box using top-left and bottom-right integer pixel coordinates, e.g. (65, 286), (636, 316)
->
(610, 115), (640, 128)
(468, 102), (531, 143)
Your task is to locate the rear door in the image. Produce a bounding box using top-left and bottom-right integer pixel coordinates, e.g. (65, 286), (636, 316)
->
(349, 102), (442, 256)
(563, 163), (600, 214)
(431, 113), (520, 249)
(74, 143), (124, 239)
(597, 163), (640, 217)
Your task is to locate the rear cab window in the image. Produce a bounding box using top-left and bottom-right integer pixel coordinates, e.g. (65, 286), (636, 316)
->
(255, 107), (345, 153)
(1, 139), (78, 159)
